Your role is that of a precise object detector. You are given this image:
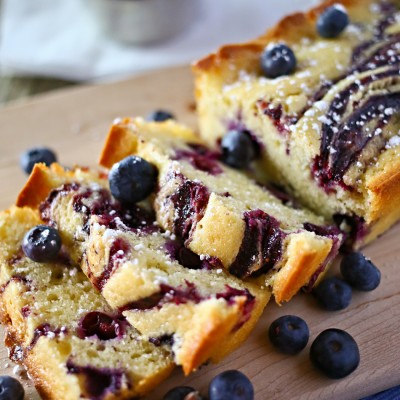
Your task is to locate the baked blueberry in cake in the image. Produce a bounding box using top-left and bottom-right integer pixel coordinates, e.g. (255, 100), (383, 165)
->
(193, 0), (400, 248)
(99, 118), (343, 304)
(17, 164), (270, 375)
(0, 206), (174, 400)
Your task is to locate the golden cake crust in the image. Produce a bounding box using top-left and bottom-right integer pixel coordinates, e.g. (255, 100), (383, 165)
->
(363, 158), (400, 244)
(193, 0), (366, 73)
(99, 120), (140, 171)
(17, 164), (107, 209)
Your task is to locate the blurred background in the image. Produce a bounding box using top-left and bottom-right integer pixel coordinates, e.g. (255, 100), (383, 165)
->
(0, 0), (318, 105)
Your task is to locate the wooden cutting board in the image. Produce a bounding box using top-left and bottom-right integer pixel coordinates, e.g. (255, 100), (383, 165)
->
(0, 66), (399, 400)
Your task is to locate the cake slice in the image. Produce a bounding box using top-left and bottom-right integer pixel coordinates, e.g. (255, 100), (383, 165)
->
(99, 117), (343, 304)
(0, 206), (174, 400)
(193, 0), (400, 248)
(17, 164), (270, 375)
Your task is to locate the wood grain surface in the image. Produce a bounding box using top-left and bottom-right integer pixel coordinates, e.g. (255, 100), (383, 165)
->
(0, 66), (399, 400)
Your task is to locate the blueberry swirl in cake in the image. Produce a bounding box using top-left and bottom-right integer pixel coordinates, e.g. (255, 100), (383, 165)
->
(99, 118), (343, 303)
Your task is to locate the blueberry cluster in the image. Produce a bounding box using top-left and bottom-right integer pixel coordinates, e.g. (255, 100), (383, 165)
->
(259, 5), (349, 80)
(268, 252), (380, 379)
(268, 314), (359, 380)
(313, 252), (381, 311)
(163, 370), (254, 400)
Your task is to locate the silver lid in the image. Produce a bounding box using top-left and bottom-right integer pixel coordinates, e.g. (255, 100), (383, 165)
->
(85, 0), (200, 45)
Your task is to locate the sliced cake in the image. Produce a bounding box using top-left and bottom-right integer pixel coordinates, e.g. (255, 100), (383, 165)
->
(193, 0), (400, 248)
(0, 206), (174, 400)
(99, 117), (343, 304)
(17, 164), (270, 375)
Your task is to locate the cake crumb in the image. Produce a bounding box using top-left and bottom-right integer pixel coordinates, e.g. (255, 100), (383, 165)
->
(13, 364), (28, 379)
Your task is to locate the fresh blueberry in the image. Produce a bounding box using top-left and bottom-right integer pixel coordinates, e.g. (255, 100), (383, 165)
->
(163, 386), (197, 400)
(310, 328), (360, 379)
(268, 315), (309, 354)
(221, 130), (256, 169)
(317, 5), (349, 38)
(209, 370), (254, 400)
(340, 252), (381, 291)
(146, 110), (175, 122)
(22, 225), (62, 263)
(0, 376), (25, 400)
(260, 43), (297, 78)
(313, 277), (352, 311)
(20, 147), (57, 174)
(109, 156), (158, 204)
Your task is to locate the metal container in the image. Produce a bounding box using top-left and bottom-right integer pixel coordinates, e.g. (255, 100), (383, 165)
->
(85, 0), (200, 45)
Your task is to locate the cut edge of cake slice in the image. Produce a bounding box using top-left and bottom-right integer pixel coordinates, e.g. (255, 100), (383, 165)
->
(99, 117), (342, 304)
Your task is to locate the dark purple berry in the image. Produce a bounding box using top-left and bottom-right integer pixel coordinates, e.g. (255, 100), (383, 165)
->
(177, 247), (203, 270)
(310, 328), (360, 379)
(313, 277), (352, 311)
(221, 130), (256, 169)
(209, 370), (254, 400)
(109, 156), (158, 204)
(0, 376), (24, 400)
(77, 312), (123, 340)
(260, 44), (297, 78)
(66, 362), (123, 398)
(317, 5), (349, 38)
(22, 225), (62, 263)
(20, 147), (57, 174)
(163, 386), (197, 400)
(268, 315), (309, 354)
(340, 252), (381, 291)
(146, 110), (175, 122)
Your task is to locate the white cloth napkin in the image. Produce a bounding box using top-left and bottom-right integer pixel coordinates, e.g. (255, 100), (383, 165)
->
(0, 0), (318, 82)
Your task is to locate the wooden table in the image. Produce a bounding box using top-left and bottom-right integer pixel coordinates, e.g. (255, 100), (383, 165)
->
(0, 67), (400, 400)
(0, 75), (75, 106)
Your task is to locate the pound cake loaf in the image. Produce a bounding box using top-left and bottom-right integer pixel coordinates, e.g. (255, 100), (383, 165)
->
(0, 206), (174, 400)
(193, 0), (400, 248)
(17, 163), (270, 375)
(99, 117), (343, 304)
